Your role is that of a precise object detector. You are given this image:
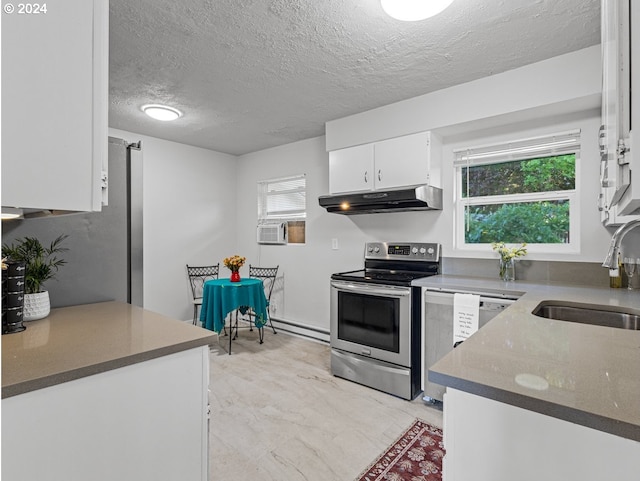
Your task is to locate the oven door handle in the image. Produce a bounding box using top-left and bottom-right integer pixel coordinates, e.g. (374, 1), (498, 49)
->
(330, 281), (411, 297)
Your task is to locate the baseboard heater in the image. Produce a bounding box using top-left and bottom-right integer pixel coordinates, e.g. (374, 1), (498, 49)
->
(270, 317), (329, 344)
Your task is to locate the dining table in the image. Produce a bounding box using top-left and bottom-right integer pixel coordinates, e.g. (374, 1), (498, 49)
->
(199, 278), (269, 352)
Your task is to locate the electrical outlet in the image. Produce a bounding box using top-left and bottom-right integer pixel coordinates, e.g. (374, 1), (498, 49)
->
(332, 238), (339, 250)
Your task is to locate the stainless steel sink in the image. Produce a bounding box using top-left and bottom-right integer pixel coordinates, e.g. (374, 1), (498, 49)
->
(532, 301), (640, 330)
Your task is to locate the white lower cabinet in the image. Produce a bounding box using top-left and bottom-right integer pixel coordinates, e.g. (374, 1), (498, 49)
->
(1, 347), (210, 481)
(443, 388), (640, 481)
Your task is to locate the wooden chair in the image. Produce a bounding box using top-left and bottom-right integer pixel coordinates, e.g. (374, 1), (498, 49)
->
(186, 264), (219, 325)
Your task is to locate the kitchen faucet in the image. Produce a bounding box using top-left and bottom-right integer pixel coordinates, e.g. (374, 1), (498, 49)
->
(602, 219), (640, 269)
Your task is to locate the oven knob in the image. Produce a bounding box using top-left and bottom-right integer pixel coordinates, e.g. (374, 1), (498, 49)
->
(419, 247), (426, 254)
(412, 247), (418, 254)
(367, 246), (374, 253)
(427, 247), (435, 255)
(373, 246), (380, 253)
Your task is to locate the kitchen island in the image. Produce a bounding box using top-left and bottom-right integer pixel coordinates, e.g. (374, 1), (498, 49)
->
(414, 275), (640, 480)
(2, 301), (215, 481)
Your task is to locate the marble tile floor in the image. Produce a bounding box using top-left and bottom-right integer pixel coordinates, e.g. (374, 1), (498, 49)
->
(208, 328), (443, 481)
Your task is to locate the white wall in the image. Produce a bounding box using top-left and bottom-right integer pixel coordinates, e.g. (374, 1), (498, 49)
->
(109, 47), (620, 328)
(234, 114), (613, 331)
(235, 135), (450, 331)
(109, 128), (237, 321)
(441, 111), (612, 262)
(326, 46), (601, 150)
(234, 47), (614, 332)
(235, 136), (357, 332)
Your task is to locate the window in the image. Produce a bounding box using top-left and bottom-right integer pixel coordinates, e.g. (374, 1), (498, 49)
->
(258, 174), (306, 244)
(454, 130), (580, 253)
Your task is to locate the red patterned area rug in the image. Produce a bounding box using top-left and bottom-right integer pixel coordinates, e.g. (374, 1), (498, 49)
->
(356, 419), (444, 481)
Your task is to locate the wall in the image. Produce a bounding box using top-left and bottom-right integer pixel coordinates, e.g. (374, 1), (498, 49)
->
(326, 46), (601, 150)
(234, 47), (620, 334)
(441, 111), (611, 262)
(109, 128), (237, 321)
(235, 137), (349, 334)
(3, 47), (632, 329)
(1, 138), (130, 308)
(234, 114), (616, 333)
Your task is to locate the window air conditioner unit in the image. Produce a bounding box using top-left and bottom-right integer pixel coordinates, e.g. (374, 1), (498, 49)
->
(257, 222), (287, 245)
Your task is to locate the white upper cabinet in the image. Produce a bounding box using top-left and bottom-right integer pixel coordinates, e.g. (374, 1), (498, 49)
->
(600, 0), (640, 223)
(328, 131), (441, 194)
(1, 0), (108, 213)
(374, 132), (438, 190)
(329, 143), (374, 194)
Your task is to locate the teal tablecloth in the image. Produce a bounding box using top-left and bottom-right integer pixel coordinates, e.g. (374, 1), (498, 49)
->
(199, 278), (269, 333)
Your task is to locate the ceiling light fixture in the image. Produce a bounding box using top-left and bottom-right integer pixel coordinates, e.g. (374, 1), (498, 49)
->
(381, 0), (454, 21)
(141, 104), (183, 121)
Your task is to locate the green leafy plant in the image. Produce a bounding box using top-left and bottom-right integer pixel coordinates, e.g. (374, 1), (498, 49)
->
(2, 235), (68, 294)
(465, 201), (570, 244)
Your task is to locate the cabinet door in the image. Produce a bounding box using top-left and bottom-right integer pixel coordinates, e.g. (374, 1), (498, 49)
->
(374, 131), (432, 189)
(1, 0), (108, 212)
(444, 389), (640, 481)
(2, 347), (210, 481)
(600, 183), (638, 226)
(601, 0), (640, 217)
(616, 0), (640, 215)
(329, 143), (374, 193)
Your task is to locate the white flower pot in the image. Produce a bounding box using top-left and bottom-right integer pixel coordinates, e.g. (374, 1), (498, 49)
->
(23, 291), (51, 321)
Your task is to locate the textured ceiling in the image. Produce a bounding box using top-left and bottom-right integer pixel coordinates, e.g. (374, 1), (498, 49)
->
(109, 0), (600, 155)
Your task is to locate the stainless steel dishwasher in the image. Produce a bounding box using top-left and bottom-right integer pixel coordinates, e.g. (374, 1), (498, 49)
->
(423, 289), (519, 403)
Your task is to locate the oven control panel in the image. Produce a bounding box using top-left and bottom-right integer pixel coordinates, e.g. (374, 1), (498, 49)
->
(365, 242), (440, 261)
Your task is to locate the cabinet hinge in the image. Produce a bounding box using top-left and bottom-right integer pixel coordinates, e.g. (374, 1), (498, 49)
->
(617, 138), (630, 165)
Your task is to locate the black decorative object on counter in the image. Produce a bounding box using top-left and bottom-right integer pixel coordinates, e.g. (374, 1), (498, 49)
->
(2, 260), (27, 334)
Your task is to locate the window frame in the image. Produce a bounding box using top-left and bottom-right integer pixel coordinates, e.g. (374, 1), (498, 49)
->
(257, 174), (307, 222)
(453, 130), (581, 255)
(257, 174), (307, 245)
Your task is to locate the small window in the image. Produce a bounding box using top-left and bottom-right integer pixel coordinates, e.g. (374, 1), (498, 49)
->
(454, 130), (580, 253)
(258, 174), (306, 244)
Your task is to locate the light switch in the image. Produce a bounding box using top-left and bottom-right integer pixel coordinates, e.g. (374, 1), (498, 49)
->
(332, 238), (339, 250)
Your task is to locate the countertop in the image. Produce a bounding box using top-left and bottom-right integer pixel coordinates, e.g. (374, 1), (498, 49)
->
(2, 301), (215, 398)
(412, 275), (640, 441)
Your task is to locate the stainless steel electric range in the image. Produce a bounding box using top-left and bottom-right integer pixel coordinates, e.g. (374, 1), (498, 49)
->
(330, 242), (441, 400)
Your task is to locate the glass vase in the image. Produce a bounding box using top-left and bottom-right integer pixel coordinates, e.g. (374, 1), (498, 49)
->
(230, 270), (241, 282)
(499, 258), (515, 282)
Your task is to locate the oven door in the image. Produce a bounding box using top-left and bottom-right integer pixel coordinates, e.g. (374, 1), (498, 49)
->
(330, 280), (412, 367)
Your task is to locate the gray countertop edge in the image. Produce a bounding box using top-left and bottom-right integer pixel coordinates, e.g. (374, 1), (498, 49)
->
(1, 337), (214, 399)
(417, 275), (640, 443)
(429, 369), (640, 442)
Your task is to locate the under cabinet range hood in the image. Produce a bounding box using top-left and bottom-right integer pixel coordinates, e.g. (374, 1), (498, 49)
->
(318, 184), (443, 214)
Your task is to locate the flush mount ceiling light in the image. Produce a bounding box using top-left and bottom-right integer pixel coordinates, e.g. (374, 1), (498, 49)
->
(141, 104), (183, 121)
(381, 0), (454, 21)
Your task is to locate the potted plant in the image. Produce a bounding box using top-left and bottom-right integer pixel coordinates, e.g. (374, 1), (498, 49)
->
(2, 234), (68, 320)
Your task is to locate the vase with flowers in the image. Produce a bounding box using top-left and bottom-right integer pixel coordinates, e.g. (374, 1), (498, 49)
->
(223, 255), (246, 282)
(492, 242), (527, 282)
